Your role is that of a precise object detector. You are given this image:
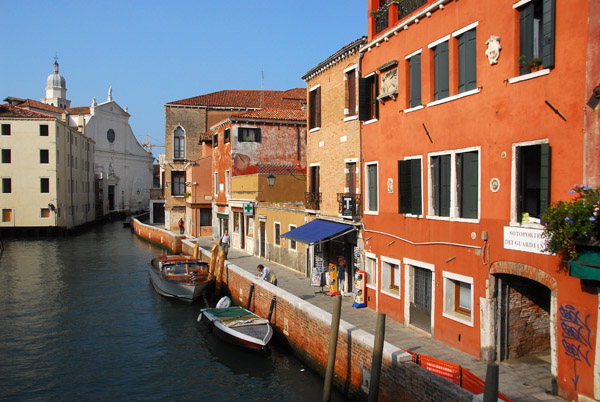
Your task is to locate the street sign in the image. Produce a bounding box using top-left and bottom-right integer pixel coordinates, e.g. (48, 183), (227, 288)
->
(342, 196), (355, 216)
(243, 202), (254, 216)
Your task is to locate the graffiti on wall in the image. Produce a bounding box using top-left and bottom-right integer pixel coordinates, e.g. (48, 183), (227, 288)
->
(559, 304), (592, 391)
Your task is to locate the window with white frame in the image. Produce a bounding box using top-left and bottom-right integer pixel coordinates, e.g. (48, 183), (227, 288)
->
(515, 0), (555, 76)
(398, 157), (422, 215)
(429, 148), (479, 220)
(173, 126), (185, 159)
(365, 253), (377, 287)
(443, 271), (474, 325)
(288, 225), (297, 250)
(237, 127), (261, 143)
(41, 208), (51, 218)
(407, 51), (422, 108)
(309, 85), (321, 130)
(344, 67), (357, 118)
(2, 209), (12, 222)
(274, 222), (281, 246)
(381, 257), (400, 296)
(431, 39), (449, 100)
(365, 162), (378, 214)
(359, 73), (378, 121)
(171, 171), (185, 196)
(225, 170), (230, 196)
(214, 172), (218, 196)
(513, 141), (550, 224)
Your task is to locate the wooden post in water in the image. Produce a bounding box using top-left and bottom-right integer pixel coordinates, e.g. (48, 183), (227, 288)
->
(193, 242), (199, 259)
(246, 283), (255, 310)
(215, 250), (226, 294)
(209, 244), (218, 278)
(368, 313), (385, 402)
(322, 295), (342, 402)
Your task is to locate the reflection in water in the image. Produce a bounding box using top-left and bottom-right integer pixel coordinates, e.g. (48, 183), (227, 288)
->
(0, 222), (347, 401)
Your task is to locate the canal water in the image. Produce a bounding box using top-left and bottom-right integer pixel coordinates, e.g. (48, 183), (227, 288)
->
(0, 222), (347, 401)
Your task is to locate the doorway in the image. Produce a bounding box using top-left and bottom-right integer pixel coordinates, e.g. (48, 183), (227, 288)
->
(260, 221), (266, 258)
(108, 185), (115, 211)
(410, 266), (433, 333)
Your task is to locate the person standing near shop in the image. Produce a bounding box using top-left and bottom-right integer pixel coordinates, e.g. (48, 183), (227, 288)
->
(219, 229), (231, 258)
(256, 264), (277, 286)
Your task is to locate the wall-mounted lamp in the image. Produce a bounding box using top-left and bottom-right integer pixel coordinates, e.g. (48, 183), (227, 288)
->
(48, 203), (56, 211)
(266, 173), (276, 187)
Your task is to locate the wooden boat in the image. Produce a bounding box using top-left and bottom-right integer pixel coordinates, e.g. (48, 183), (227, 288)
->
(149, 255), (212, 302)
(198, 306), (273, 351)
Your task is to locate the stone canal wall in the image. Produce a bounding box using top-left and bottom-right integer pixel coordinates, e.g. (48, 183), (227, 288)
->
(132, 219), (184, 253)
(185, 242), (472, 402)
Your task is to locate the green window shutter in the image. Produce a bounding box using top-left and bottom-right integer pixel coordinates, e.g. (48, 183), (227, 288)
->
(410, 54), (422, 107)
(372, 75), (379, 119)
(542, 0), (555, 69)
(459, 29), (477, 92)
(410, 158), (422, 215)
(255, 128), (262, 143)
(359, 77), (370, 121)
(516, 146), (525, 221)
(398, 160), (412, 214)
(368, 164), (378, 211)
(458, 34), (466, 93)
(459, 151), (479, 219)
(519, 3), (534, 75)
(238, 128), (244, 142)
(434, 42), (449, 100)
(539, 143), (551, 217)
(440, 154), (450, 216)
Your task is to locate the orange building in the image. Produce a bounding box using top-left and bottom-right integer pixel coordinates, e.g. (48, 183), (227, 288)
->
(361, 0), (599, 400)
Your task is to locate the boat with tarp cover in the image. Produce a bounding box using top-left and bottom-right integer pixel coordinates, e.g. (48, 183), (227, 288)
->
(198, 306), (273, 351)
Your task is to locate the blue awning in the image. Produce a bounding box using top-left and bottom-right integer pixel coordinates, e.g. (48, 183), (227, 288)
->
(281, 219), (354, 245)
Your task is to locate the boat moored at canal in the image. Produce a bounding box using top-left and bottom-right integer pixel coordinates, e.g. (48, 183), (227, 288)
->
(149, 255), (212, 302)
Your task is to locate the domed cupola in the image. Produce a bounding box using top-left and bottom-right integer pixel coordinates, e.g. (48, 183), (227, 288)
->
(42, 58), (71, 109)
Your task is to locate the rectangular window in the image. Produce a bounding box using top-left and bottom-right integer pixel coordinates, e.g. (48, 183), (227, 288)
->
(309, 86), (321, 130)
(237, 128), (261, 143)
(171, 171), (185, 196)
(288, 225), (297, 250)
(2, 209), (12, 222)
(1, 149), (10, 163)
(2, 124), (10, 136)
(40, 149), (49, 164)
(214, 172), (218, 196)
(345, 69), (357, 117)
(200, 209), (212, 226)
(346, 162), (357, 194)
(433, 41), (449, 100)
(40, 178), (50, 193)
(213, 132), (218, 148)
(2, 178), (11, 193)
(443, 272), (473, 324)
(274, 222), (281, 246)
(398, 158), (422, 215)
(366, 163), (378, 213)
(225, 170), (230, 196)
(365, 254), (377, 287)
(41, 208), (51, 218)
(40, 124), (49, 136)
(457, 29), (477, 93)
(516, 143), (550, 223)
(359, 74), (379, 121)
(518, 0), (555, 75)
(224, 128), (230, 144)
(233, 212), (241, 233)
(409, 54), (422, 107)
(174, 135), (185, 159)
(430, 150), (479, 219)
(381, 258), (400, 296)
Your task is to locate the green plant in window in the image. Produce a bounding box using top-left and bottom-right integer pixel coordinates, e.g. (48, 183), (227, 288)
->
(183, 192), (191, 199)
(542, 185), (600, 258)
(518, 55), (543, 69)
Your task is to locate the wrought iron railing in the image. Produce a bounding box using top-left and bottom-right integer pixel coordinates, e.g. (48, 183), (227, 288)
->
(374, 9), (389, 34)
(304, 192), (321, 211)
(337, 193), (362, 217)
(397, 0), (427, 20)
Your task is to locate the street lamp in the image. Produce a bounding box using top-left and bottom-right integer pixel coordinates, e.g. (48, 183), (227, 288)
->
(266, 173), (275, 187)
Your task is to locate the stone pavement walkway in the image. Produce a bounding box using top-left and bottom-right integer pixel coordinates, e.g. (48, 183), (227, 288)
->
(191, 235), (562, 402)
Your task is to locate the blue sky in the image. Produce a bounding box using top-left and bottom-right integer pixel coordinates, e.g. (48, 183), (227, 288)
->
(1, 1), (366, 160)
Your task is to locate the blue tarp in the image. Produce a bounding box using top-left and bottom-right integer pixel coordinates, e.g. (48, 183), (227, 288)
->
(281, 219), (354, 244)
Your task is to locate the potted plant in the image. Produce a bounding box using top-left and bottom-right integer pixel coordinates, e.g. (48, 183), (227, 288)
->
(183, 191), (191, 199)
(518, 56), (544, 72)
(542, 184), (600, 258)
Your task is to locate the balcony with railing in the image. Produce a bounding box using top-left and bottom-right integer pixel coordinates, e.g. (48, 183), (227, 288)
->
(304, 192), (321, 211)
(397, 0), (427, 20)
(337, 193), (362, 218)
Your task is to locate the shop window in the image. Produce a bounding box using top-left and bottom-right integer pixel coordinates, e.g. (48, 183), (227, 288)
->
(2, 208), (12, 222)
(238, 128), (261, 143)
(173, 126), (185, 159)
(443, 271), (473, 325)
(515, 142), (550, 223)
(517, 0), (555, 75)
(309, 85), (321, 130)
(433, 41), (449, 100)
(2, 124), (11, 136)
(233, 212), (240, 233)
(345, 67), (357, 117)
(381, 257), (400, 296)
(171, 171), (185, 196)
(408, 53), (422, 108)
(457, 29), (477, 93)
(398, 157), (422, 216)
(359, 73), (379, 121)
(365, 253), (377, 287)
(288, 225), (297, 250)
(1, 149), (10, 164)
(274, 222), (281, 246)
(40, 124), (49, 136)
(40, 178), (50, 193)
(246, 216), (254, 237)
(365, 163), (378, 214)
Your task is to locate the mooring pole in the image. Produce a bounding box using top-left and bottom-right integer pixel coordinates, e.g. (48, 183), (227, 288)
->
(267, 296), (277, 322)
(246, 283), (255, 310)
(322, 295), (342, 402)
(483, 363), (499, 402)
(368, 313), (386, 402)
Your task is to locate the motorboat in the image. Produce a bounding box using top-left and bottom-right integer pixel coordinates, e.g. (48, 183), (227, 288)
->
(198, 304), (273, 351)
(149, 255), (211, 302)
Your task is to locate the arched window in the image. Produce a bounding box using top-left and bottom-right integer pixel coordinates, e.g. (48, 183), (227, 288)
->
(173, 126), (185, 159)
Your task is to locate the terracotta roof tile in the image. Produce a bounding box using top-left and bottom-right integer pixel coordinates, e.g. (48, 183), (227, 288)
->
(166, 89), (305, 109)
(0, 104), (58, 119)
(15, 98), (65, 114)
(67, 106), (91, 115)
(232, 108), (306, 122)
(256, 163), (306, 175)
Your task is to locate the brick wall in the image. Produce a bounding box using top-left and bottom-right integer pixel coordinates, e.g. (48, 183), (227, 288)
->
(189, 243), (473, 401)
(132, 218), (183, 253)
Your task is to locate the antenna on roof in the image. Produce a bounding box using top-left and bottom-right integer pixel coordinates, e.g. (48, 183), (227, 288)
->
(261, 71), (264, 109)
